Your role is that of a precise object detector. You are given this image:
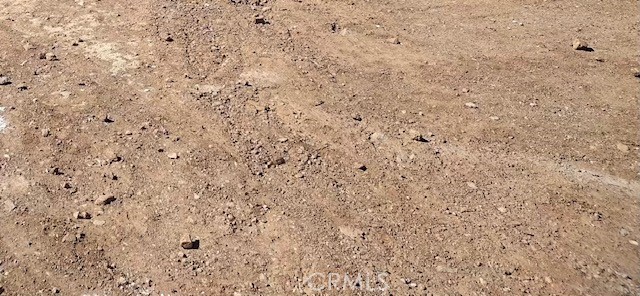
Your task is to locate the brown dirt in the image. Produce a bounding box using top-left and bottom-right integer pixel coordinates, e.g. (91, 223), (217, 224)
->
(0, 0), (638, 295)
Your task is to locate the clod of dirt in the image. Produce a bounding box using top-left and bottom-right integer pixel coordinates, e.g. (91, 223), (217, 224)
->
(465, 102), (479, 109)
(572, 39), (591, 51)
(94, 194), (116, 206)
(74, 211), (91, 219)
(180, 234), (199, 249)
(0, 76), (11, 85)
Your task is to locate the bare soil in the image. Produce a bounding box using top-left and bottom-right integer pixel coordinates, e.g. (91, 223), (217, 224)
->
(0, 0), (639, 295)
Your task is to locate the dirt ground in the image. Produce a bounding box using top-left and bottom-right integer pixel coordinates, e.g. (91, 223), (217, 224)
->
(0, 0), (638, 295)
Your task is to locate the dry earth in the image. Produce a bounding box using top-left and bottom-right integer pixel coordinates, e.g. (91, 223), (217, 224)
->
(0, 0), (639, 295)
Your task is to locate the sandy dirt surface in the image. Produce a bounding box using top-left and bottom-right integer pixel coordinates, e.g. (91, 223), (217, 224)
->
(0, 0), (639, 295)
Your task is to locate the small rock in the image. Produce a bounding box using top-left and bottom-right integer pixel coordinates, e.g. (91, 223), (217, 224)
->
(3, 200), (16, 212)
(408, 129), (429, 142)
(255, 15), (267, 25)
(489, 116), (500, 121)
(92, 220), (106, 226)
(44, 52), (58, 61)
(465, 102), (479, 109)
(74, 211), (91, 219)
(497, 207), (507, 213)
(386, 37), (401, 45)
(338, 226), (365, 239)
(180, 234), (199, 249)
(94, 194), (116, 206)
(116, 276), (128, 286)
(16, 83), (28, 91)
(277, 137), (288, 143)
(620, 228), (629, 237)
(354, 163), (367, 172)
(461, 88), (469, 93)
(352, 113), (362, 121)
(616, 143), (629, 153)
(160, 32), (174, 42)
(466, 182), (478, 189)
(41, 128), (51, 137)
(369, 132), (386, 144)
(544, 276), (552, 284)
(572, 39), (590, 51)
(0, 76), (11, 86)
(51, 287), (60, 294)
(167, 152), (179, 159)
(630, 240), (639, 246)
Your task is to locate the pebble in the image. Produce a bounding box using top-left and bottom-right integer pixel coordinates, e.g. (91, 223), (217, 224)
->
(3, 200), (16, 212)
(630, 240), (639, 246)
(369, 132), (386, 144)
(0, 76), (11, 86)
(167, 152), (179, 159)
(255, 15), (267, 25)
(616, 143), (629, 153)
(354, 163), (367, 172)
(180, 234), (199, 249)
(465, 102), (478, 109)
(497, 207), (507, 213)
(620, 228), (629, 237)
(94, 194), (116, 206)
(489, 116), (500, 121)
(466, 182), (478, 189)
(41, 128), (51, 137)
(572, 39), (590, 51)
(338, 226), (365, 239)
(44, 52), (58, 61)
(74, 211), (91, 219)
(352, 113), (362, 121)
(408, 129), (429, 142)
(386, 37), (401, 45)
(92, 220), (106, 226)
